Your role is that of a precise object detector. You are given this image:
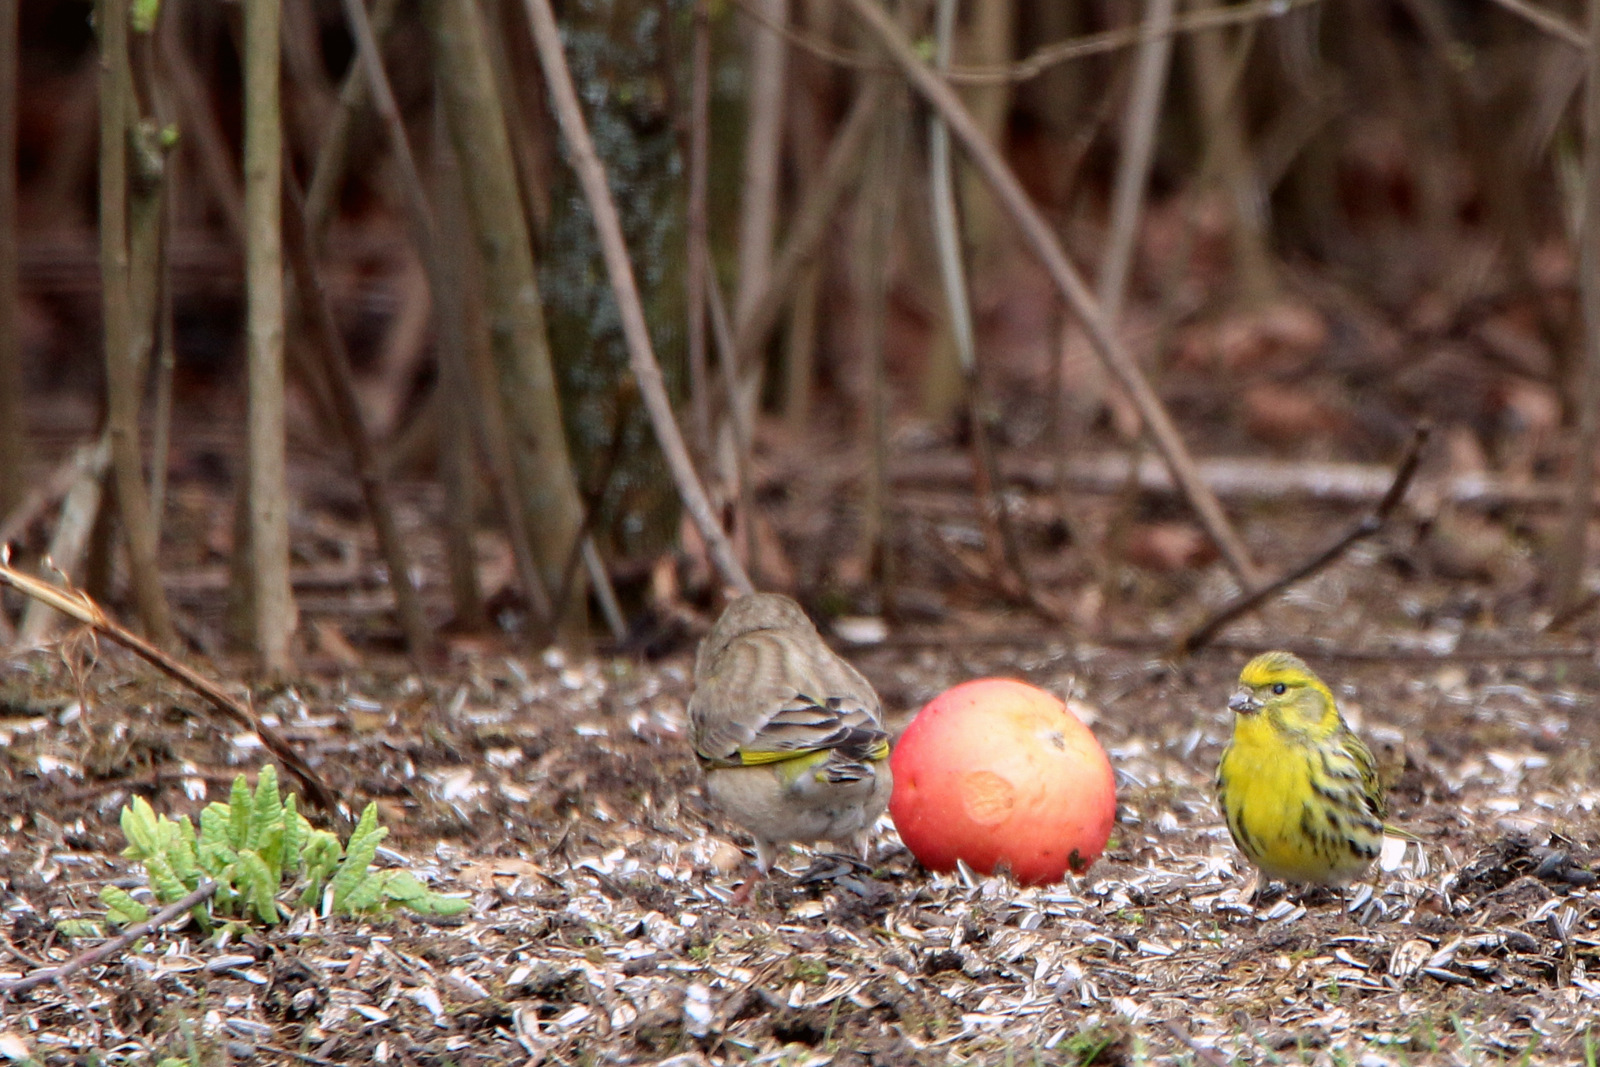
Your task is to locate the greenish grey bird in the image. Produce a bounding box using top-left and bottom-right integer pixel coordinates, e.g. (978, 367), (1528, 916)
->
(689, 593), (893, 873)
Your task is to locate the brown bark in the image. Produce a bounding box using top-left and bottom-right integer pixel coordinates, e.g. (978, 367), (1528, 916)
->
(735, 0), (788, 328)
(1554, 0), (1600, 614)
(523, 0), (754, 598)
(243, 0), (297, 671)
(0, 0), (22, 522)
(426, 0), (588, 635)
(100, 0), (177, 648)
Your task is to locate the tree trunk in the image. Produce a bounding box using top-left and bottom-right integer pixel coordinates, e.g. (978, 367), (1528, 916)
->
(1555, 0), (1600, 613)
(0, 0), (22, 523)
(242, 0), (296, 671)
(736, 0), (786, 328)
(100, 0), (177, 648)
(426, 0), (587, 637)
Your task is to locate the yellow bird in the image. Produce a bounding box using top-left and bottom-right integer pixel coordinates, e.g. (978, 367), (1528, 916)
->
(1215, 651), (1387, 892)
(689, 593), (892, 874)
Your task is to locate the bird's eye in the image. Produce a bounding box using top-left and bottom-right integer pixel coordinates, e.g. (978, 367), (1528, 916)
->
(1270, 683), (1287, 695)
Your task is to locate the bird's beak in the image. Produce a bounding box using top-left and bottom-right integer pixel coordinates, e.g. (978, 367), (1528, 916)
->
(1228, 688), (1261, 715)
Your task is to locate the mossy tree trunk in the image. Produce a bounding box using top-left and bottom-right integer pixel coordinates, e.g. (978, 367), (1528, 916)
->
(537, 0), (688, 570)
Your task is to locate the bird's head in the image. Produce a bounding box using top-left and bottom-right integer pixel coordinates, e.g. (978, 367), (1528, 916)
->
(1228, 650), (1341, 737)
(697, 592), (814, 664)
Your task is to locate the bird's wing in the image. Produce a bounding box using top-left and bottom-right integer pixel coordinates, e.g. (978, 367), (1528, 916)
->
(1346, 728), (1389, 822)
(689, 629), (883, 766)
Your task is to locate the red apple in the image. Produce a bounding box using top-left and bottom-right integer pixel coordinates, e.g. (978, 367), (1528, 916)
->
(889, 678), (1116, 885)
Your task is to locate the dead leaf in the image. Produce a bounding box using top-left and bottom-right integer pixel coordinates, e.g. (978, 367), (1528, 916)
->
(312, 619), (363, 669)
(1240, 382), (1346, 446)
(1121, 522), (1217, 571)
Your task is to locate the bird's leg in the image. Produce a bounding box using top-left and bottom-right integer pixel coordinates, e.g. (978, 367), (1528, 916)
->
(728, 865), (765, 905)
(729, 840), (780, 905)
(1247, 868), (1268, 906)
(851, 831), (876, 870)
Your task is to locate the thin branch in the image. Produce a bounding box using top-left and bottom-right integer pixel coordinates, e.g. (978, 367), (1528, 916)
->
(523, 0), (754, 596)
(430, 103), (553, 636)
(0, 436), (111, 547)
(888, 450), (1600, 511)
(1483, 0), (1585, 48)
(837, 628), (1600, 664)
(280, 170), (433, 658)
(841, 0), (1262, 590)
(0, 0), (22, 522)
(18, 460), (108, 644)
(335, 0), (434, 256)
(147, 152), (178, 545)
(1546, 586), (1600, 631)
(703, 246), (759, 578)
(1163, 1019), (1231, 1067)
(433, 113), (488, 634)
(1100, 0), (1178, 323)
(157, 6), (246, 247)
(858, 88), (899, 595)
(242, 0), (295, 671)
(549, 394), (635, 630)
(1174, 423), (1432, 657)
(732, 79), (885, 365)
(429, 0), (588, 631)
(100, 0), (177, 648)
(729, 0), (1329, 84)
(0, 560), (337, 813)
(734, 0), (787, 327)
(582, 539), (627, 642)
(0, 881), (218, 996)
(304, 0), (402, 246)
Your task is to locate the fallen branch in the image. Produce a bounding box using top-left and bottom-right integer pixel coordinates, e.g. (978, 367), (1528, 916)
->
(0, 881), (217, 996)
(881, 451), (1570, 510)
(0, 560), (337, 814)
(835, 628), (1596, 664)
(1173, 423), (1431, 656)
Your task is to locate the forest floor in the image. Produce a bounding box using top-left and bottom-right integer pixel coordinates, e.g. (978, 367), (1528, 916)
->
(2, 412), (1600, 1066)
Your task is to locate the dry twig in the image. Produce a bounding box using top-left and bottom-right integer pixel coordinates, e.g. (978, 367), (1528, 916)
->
(0, 560), (337, 813)
(1483, 0), (1585, 48)
(1163, 1018), (1230, 1067)
(1173, 423), (1432, 656)
(0, 436), (110, 548)
(0, 881), (217, 997)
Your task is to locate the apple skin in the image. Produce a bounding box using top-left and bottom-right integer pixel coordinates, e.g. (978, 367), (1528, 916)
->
(889, 678), (1116, 885)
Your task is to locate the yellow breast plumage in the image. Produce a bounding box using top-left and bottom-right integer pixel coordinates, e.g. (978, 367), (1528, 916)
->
(1215, 651), (1386, 888)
